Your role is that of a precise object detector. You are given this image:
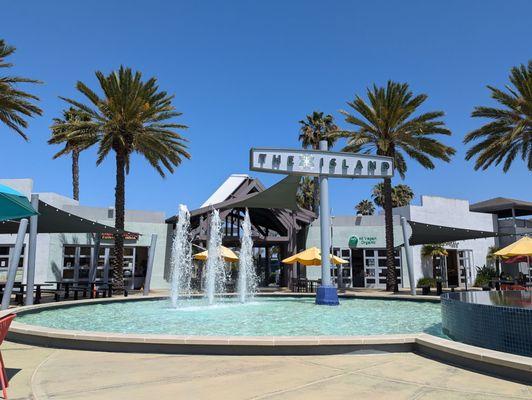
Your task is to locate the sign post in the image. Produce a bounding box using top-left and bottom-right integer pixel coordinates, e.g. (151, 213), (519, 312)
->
(250, 145), (394, 305)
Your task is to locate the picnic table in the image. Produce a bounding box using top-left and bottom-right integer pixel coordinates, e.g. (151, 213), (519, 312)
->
(46, 280), (112, 300)
(45, 280), (75, 299)
(0, 282), (53, 304)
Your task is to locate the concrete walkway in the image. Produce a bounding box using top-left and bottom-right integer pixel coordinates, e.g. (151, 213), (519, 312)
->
(2, 341), (531, 400)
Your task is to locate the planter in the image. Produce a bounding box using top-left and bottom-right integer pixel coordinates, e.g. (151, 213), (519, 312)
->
(436, 281), (443, 296)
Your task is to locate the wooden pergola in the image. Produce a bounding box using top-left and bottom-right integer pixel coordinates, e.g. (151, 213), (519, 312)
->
(166, 175), (315, 286)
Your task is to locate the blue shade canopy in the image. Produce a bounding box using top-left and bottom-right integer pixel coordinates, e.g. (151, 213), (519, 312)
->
(0, 184), (38, 222)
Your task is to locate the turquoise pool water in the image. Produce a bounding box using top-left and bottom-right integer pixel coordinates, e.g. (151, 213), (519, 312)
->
(17, 297), (443, 337)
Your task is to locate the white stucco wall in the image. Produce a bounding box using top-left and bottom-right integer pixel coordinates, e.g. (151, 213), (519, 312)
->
(304, 196), (498, 289)
(394, 196), (498, 286)
(0, 181), (171, 290)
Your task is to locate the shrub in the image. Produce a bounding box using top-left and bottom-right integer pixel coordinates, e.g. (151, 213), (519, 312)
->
(474, 265), (497, 287)
(417, 277), (436, 288)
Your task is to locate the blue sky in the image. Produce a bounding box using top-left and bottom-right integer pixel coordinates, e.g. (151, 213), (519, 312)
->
(2, 0), (531, 217)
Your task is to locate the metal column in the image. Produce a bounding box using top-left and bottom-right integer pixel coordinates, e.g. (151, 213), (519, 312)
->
(143, 234), (158, 296)
(400, 217), (416, 296)
(2, 219), (28, 310)
(89, 233), (101, 283)
(316, 140), (339, 305)
(25, 194), (39, 305)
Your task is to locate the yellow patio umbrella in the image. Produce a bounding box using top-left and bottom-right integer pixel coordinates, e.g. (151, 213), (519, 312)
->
(282, 247), (348, 266)
(193, 246), (239, 262)
(494, 237), (532, 257)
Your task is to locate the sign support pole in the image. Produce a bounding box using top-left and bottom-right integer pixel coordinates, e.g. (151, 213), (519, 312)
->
(249, 144), (394, 305)
(316, 140), (339, 305)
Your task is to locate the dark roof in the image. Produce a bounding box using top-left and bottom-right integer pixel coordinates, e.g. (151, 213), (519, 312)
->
(0, 200), (131, 235)
(408, 221), (500, 245)
(470, 197), (532, 218)
(166, 175), (315, 237)
(167, 175), (314, 222)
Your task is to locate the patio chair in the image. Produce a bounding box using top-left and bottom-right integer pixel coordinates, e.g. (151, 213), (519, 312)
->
(0, 313), (16, 399)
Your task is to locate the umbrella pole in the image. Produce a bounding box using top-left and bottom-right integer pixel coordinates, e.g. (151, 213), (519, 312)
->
(1, 218), (28, 310)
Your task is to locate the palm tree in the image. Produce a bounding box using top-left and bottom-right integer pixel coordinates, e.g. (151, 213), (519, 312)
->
(298, 111), (338, 215)
(59, 66), (190, 293)
(421, 244), (448, 280)
(0, 39), (42, 139)
(486, 246), (501, 274)
(49, 108), (96, 200)
(355, 199), (374, 215)
(372, 183), (414, 208)
(340, 81), (455, 291)
(296, 177), (315, 211)
(464, 61), (531, 172)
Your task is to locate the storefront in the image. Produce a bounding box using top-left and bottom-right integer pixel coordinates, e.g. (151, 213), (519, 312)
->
(0, 179), (171, 290)
(305, 196), (500, 289)
(306, 215), (408, 289)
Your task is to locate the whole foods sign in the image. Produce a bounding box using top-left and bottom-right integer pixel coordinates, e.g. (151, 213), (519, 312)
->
(250, 148), (394, 179)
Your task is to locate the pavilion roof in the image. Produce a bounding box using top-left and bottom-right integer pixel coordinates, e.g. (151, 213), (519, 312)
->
(470, 197), (532, 218)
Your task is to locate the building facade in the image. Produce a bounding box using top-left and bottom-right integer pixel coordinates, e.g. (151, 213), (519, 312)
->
(0, 179), (171, 290)
(305, 196), (502, 289)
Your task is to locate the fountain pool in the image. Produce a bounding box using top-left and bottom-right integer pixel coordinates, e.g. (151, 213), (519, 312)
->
(16, 296), (443, 337)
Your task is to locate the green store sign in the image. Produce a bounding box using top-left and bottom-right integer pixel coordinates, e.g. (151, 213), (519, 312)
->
(348, 235), (377, 248)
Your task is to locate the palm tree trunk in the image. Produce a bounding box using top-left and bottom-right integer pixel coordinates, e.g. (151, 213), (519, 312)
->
(71, 149), (80, 201)
(383, 177), (397, 292)
(112, 150), (126, 294)
(312, 176), (319, 216)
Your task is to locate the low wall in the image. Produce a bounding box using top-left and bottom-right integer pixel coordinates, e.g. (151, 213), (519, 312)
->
(441, 291), (532, 357)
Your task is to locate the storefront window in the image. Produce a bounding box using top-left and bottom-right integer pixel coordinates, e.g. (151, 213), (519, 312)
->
(363, 249), (401, 288)
(61, 244), (149, 290)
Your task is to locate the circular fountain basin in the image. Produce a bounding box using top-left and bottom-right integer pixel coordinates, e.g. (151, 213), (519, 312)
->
(15, 296), (443, 337)
(7, 295), (532, 383)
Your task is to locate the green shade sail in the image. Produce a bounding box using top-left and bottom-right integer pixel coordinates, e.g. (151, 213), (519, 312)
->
(0, 183), (38, 222)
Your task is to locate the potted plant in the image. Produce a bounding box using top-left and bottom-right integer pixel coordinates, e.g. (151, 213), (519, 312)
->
(417, 277), (436, 295)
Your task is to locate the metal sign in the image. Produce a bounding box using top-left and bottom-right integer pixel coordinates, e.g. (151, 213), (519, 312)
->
(250, 148), (394, 178)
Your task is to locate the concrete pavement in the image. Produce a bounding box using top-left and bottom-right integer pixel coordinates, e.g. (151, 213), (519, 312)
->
(2, 341), (531, 400)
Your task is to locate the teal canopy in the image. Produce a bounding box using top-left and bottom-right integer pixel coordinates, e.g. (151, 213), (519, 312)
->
(0, 184), (38, 222)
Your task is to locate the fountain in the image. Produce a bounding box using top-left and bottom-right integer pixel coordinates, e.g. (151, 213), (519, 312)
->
(205, 209), (227, 305)
(238, 209), (258, 302)
(170, 204), (193, 307)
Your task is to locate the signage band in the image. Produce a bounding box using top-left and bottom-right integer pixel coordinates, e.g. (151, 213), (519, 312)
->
(250, 148), (394, 179)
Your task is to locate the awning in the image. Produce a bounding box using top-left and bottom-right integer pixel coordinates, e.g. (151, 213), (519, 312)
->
(408, 221), (500, 245)
(183, 175), (303, 220)
(0, 200), (133, 235)
(228, 175), (301, 210)
(0, 183), (38, 222)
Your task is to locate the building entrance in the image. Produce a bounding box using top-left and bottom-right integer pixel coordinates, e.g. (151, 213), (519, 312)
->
(445, 249), (459, 287)
(351, 249), (365, 287)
